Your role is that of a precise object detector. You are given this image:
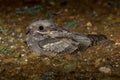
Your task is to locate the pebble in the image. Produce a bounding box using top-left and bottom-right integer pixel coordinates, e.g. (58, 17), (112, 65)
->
(99, 66), (111, 74)
(87, 27), (90, 30)
(25, 59), (28, 62)
(10, 45), (16, 49)
(49, 1), (55, 6)
(9, 37), (14, 43)
(11, 32), (15, 36)
(21, 54), (25, 57)
(115, 64), (119, 67)
(20, 45), (25, 48)
(22, 49), (26, 52)
(43, 57), (50, 60)
(64, 9), (68, 12)
(20, 59), (28, 65)
(110, 34), (113, 37)
(115, 42), (120, 45)
(86, 22), (92, 27)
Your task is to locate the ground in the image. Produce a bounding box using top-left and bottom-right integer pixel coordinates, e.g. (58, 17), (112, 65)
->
(0, 0), (120, 80)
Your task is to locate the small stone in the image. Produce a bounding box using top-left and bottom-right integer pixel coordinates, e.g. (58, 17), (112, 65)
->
(115, 42), (120, 46)
(18, 17), (22, 21)
(22, 49), (26, 52)
(84, 58), (87, 61)
(49, 1), (55, 6)
(21, 54), (25, 57)
(115, 64), (119, 67)
(86, 22), (92, 27)
(10, 45), (16, 49)
(9, 38), (14, 43)
(20, 45), (25, 48)
(43, 57), (49, 60)
(99, 66), (111, 74)
(25, 59), (28, 62)
(20, 59), (28, 65)
(110, 34), (113, 37)
(11, 32), (15, 36)
(64, 9), (68, 12)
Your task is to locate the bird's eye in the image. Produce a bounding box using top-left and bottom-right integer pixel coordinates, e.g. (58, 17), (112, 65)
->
(39, 26), (44, 30)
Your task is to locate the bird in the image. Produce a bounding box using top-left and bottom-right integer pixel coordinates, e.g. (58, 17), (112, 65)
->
(25, 20), (114, 54)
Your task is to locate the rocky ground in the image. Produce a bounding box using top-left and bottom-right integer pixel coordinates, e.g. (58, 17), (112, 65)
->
(0, 0), (120, 80)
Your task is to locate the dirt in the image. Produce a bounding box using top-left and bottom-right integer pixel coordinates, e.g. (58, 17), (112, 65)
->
(0, 0), (120, 80)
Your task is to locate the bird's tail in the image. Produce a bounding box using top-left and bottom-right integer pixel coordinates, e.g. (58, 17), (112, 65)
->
(87, 34), (114, 47)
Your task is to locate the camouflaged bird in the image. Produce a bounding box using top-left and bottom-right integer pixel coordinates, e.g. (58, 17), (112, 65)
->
(26, 20), (114, 54)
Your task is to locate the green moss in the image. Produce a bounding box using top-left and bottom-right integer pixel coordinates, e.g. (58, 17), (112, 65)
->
(64, 20), (79, 27)
(0, 27), (8, 35)
(16, 5), (43, 15)
(0, 48), (14, 54)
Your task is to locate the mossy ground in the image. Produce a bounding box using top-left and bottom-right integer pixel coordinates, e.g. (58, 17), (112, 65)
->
(0, 0), (120, 80)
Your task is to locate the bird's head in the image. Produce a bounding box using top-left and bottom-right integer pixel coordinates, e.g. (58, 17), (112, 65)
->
(26, 20), (56, 35)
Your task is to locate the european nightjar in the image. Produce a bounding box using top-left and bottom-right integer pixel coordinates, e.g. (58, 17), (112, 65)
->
(26, 20), (114, 54)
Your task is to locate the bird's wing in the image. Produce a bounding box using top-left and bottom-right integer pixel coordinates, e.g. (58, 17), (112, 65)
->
(40, 38), (79, 54)
(72, 34), (92, 51)
(46, 26), (92, 52)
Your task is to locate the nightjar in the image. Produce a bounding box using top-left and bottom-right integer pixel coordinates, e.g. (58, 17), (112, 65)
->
(26, 20), (114, 54)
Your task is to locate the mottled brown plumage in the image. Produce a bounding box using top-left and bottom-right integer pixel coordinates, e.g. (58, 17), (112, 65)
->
(26, 20), (114, 54)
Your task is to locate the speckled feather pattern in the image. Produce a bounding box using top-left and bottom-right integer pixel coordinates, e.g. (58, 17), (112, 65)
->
(26, 20), (114, 54)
